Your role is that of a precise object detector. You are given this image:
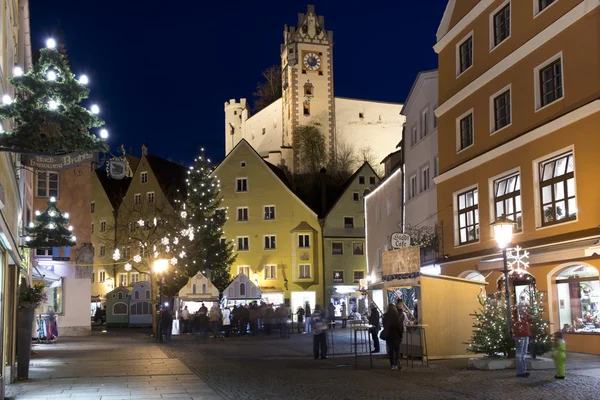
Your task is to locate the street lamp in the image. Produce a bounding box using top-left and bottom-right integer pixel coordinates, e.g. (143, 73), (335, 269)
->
(153, 259), (169, 342)
(491, 215), (515, 338)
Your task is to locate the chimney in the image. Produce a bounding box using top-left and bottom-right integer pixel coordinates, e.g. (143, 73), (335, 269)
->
(141, 144), (148, 156)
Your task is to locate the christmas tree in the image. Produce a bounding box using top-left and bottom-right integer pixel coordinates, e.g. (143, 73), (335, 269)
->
(0, 38), (108, 154)
(24, 197), (76, 249)
(468, 291), (512, 357)
(524, 290), (553, 359)
(179, 149), (236, 292)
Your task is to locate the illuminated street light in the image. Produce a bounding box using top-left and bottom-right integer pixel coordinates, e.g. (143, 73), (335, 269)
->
(491, 214), (516, 337)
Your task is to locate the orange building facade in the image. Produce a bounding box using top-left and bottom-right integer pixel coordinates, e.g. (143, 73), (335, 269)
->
(434, 0), (600, 354)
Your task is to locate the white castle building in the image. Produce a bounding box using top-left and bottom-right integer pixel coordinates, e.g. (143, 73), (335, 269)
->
(225, 5), (404, 172)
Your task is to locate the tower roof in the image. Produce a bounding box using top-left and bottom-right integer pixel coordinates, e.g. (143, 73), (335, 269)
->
(283, 5), (333, 47)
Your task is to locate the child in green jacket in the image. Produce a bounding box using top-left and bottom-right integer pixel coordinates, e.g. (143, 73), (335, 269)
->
(552, 331), (566, 379)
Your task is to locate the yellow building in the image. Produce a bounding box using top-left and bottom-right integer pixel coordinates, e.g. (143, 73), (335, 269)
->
(213, 140), (324, 311)
(434, 0), (600, 354)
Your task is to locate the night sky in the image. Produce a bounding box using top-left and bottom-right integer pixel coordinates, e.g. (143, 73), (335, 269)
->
(30, 0), (448, 164)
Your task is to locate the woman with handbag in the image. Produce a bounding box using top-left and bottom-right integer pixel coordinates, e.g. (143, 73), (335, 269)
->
(381, 304), (403, 370)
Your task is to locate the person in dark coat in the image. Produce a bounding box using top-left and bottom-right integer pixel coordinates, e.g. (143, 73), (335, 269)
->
(327, 303), (336, 329)
(160, 308), (173, 342)
(296, 306), (305, 333)
(265, 304), (275, 335)
(382, 304), (403, 370)
(368, 304), (381, 353)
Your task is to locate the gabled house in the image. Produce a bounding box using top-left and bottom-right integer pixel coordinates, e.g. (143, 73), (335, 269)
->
(321, 163), (379, 316)
(213, 139), (324, 311)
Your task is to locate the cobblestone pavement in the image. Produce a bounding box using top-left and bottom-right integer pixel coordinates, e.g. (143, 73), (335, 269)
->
(161, 329), (600, 400)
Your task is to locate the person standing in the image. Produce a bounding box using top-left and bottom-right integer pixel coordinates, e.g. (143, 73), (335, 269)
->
(368, 304), (380, 353)
(265, 304), (275, 335)
(160, 308), (173, 343)
(296, 306), (305, 333)
(199, 302), (208, 315)
(341, 302), (348, 328)
(209, 302), (221, 337)
(552, 331), (566, 379)
(222, 307), (231, 337)
(328, 302), (336, 329)
(249, 302), (259, 335)
(181, 306), (190, 334)
(382, 304), (403, 370)
(304, 302), (312, 334)
(311, 304), (328, 359)
(513, 300), (532, 378)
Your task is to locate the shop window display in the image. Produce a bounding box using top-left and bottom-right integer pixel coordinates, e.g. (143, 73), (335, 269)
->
(556, 265), (600, 334)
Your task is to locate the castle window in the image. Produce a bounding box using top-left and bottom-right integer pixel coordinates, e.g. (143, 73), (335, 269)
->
(318, 71), (323, 76)
(262, 128), (266, 135)
(234, 111), (237, 115)
(303, 103), (310, 116)
(359, 113), (364, 119)
(304, 81), (314, 96)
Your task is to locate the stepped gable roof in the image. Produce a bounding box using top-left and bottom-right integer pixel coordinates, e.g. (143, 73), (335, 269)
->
(145, 154), (188, 204)
(322, 162), (379, 219)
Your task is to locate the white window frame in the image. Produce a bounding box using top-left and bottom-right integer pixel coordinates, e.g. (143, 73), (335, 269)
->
(99, 271), (106, 282)
(488, 167), (523, 237)
(130, 273), (139, 284)
(236, 177), (248, 192)
(420, 108), (429, 138)
(422, 165), (430, 192)
(118, 273), (127, 287)
(147, 191), (155, 205)
(453, 184), (480, 248)
(238, 265), (250, 277)
(237, 236), (249, 251)
(298, 234), (310, 248)
(237, 207), (249, 222)
(455, 31), (474, 78)
(534, 0), (557, 18)
(134, 193), (141, 205)
(264, 235), (276, 250)
(123, 246), (131, 259)
(489, 84), (512, 135)
(264, 264), (277, 280)
(140, 171), (148, 184)
(534, 52), (564, 112)
(100, 220), (106, 233)
(99, 245), (106, 257)
(298, 264), (311, 279)
(36, 171), (59, 198)
(411, 125), (418, 147)
(489, 0), (511, 52)
(263, 205), (276, 220)
(409, 174), (417, 199)
(532, 145), (578, 230)
(332, 242), (344, 256)
(456, 108), (475, 153)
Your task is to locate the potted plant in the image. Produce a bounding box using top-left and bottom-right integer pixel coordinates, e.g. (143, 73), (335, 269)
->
(17, 279), (47, 380)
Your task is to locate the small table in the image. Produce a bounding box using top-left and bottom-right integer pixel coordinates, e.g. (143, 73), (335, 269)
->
(353, 325), (373, 369)
(405, 325), (429, 368)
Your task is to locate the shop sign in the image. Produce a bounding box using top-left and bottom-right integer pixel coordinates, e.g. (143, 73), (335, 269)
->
(382, 246), (420, 276)
(391, 233), (411, 249)
(333, 271), (344, 284)
(22, 152), (95, 170)
(108, 160), (127, 180)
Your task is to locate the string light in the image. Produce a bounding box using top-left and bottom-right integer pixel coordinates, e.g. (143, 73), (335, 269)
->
(79, 75), (89, 85)
(91, 104), (100, 114)
(2, 95), (12, 105)
(48, 100), (58, 110)
(13, 66), (23, 77)
(47, 70), (57, 81)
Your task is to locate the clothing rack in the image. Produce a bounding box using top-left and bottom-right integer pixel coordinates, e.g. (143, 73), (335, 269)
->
(36, 313), (58, 344)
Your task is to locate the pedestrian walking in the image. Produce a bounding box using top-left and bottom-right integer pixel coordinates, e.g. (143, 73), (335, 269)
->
(341, 302), (348, 328)
(304, 302), (312, 334)
(368, 304), (380, 353)
(222, 307), (231, 337)
(328, 302), (336, 329)
(513, 297), (532, 378)
(160, 308), (173, 343)
(553, 331), (566, 379)
(381, 304), (403, 370)
(181, 305), (190, 334)
(311, 304), (328, 359)
(296, 306), (305, 333)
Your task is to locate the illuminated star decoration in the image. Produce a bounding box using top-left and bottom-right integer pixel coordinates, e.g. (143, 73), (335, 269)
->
(507, 245), (529, 271)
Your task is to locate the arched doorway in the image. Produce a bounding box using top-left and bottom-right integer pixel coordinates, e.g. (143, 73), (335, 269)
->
(553, 264), (599, 332)
(497, 269), (536, 304)
(458, 270), (486, 282)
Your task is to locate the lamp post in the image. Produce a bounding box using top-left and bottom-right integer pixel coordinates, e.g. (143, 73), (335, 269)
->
(153, 259), (169, 342)
(491, 215), (515, 339)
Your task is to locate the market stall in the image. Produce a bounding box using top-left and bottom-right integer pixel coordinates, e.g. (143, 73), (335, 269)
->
(222, 273), (262, 307)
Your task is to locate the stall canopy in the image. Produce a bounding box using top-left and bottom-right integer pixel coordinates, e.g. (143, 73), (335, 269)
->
(32, 264), (62, 284)
(223, 273), (261, 300)
(178, 272), (219, 302)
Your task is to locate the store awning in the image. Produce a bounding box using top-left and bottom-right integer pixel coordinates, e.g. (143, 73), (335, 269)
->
(32, 265), (62, 284)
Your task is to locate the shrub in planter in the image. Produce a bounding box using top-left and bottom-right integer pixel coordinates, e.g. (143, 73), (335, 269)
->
(17, 281), (47, 380)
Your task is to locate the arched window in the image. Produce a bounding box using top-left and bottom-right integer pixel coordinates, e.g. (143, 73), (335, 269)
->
(118, 292), (123, 299)
(134, 291), (139, 299)
(556, 265), (599, 332)
(145, 290), (150, 299)
(202, 284), (207, 294)
(192, 284), (196, 294)
(240, 283), (246, 296)
(113, 303), (128, 315)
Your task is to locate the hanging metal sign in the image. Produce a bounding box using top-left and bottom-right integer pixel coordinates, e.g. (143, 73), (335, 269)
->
(108, 159), (127, 180)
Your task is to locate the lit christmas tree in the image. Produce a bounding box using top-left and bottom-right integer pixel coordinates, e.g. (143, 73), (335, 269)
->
(526, 290), (553, 359)
(179, 149), (236, 292)
(24, 197), (76, 249)
(468, 291), (512, 357)
(0, 38), (108, 154)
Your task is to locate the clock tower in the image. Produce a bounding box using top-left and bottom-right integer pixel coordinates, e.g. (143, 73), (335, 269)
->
(281, 5), (335, 172)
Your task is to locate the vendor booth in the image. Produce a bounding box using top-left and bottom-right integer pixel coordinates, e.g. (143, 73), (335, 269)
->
(376, 246), (486, 359)
(223, 273), (262, 307)
(105, 286), (131, 327)
(129, 281), (152, 327)
(173, 272), (220, 335)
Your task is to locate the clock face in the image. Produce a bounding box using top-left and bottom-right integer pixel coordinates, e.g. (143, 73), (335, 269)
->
(303, 53), (321, 71)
